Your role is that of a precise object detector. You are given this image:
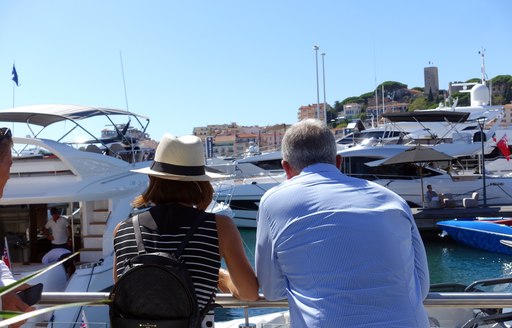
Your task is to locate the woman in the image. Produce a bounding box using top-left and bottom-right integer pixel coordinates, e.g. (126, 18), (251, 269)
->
(113, 133), (259, 327)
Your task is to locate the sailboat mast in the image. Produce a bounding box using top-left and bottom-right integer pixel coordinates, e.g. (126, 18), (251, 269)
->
(120, 51), (130, 112)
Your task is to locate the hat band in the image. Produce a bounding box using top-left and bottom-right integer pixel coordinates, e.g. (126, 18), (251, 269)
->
(151, 161), (205, 176)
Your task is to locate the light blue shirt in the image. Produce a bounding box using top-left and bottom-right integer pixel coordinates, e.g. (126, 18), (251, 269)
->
(256, 163), (430, 328)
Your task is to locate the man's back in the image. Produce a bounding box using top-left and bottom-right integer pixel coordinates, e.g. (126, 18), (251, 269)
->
(256, 163), (430, 327)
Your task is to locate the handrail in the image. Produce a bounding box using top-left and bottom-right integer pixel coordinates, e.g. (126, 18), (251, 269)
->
(38, 292), (512, 309)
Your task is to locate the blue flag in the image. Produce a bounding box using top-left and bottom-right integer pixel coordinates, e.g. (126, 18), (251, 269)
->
(11, 64), (18, 86)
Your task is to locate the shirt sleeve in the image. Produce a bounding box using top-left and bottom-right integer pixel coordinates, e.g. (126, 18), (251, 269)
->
(255, 201), (287, 301)
(0, 260), (16, 286)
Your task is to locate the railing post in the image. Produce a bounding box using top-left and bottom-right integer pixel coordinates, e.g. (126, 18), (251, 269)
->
(238, 307), (256, 328)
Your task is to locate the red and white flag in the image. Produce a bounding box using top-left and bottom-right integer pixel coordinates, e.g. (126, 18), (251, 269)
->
(1, 237), (11, 269)
(494, 134), (511, 161)
(80, 310), (89, 328)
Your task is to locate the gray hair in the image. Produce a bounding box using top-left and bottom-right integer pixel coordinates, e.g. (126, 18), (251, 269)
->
(281, 119), (336, 172)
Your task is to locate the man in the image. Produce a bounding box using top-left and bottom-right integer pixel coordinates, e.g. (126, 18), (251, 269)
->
(426, 184), (438, 203)
(0, 127), (35, 327)
(43, 207), (71, 249)
(255, 119), (430, 327)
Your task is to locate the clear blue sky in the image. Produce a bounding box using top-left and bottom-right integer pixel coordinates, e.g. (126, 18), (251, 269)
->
(1, 0), (511, 140)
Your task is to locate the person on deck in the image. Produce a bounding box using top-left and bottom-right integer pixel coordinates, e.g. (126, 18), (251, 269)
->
(43, 207), (71, 249)
(426, 184), (438, 204)
(255, 119), (430, 328)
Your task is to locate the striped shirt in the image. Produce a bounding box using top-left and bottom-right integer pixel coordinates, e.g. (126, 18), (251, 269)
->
(113, 203), (220, 315)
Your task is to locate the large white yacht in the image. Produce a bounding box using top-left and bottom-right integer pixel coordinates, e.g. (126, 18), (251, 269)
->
(0, 104), (153, 325)
(0, 104), (232, 326)
(215, 83), (512, 226)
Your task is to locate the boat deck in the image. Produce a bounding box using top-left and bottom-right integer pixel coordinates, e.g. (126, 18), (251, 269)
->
(413, 205), (512, 232)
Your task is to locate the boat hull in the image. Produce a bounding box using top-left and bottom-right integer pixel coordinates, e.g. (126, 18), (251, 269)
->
(437, 220), (512, 255)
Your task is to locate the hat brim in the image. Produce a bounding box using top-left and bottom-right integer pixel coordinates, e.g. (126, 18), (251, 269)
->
(131, 167), (227, 181)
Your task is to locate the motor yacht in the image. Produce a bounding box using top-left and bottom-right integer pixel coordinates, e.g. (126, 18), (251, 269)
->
(0, 104), (231, 327)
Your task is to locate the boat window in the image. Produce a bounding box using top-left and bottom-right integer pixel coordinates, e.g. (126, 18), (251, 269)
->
(254, 159), (283, 171)
(341, 156), (441, 180)
(461, 125), (478, 131)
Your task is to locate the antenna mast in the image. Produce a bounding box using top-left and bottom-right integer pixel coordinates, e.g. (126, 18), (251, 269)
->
(119, 51), (130, 112)
(478, 48), (487, 84)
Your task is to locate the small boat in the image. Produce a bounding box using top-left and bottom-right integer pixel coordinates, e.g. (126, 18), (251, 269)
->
(437, 218), (512, 255)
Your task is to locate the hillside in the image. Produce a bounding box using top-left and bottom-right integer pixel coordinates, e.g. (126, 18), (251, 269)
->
(333, 75), (512, 116)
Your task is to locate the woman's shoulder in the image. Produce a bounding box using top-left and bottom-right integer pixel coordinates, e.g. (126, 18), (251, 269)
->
(214, 214), (237, 234)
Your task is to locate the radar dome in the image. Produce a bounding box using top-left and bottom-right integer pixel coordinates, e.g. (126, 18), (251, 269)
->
(470, 84), (490, 106)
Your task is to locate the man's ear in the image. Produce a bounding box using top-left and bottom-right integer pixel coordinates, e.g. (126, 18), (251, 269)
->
(282, 160), (297, 179)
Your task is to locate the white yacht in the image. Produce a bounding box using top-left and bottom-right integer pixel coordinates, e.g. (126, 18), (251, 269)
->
(0, 104), (152, 325)
(215, 84), (512, 227)
(337, 83), (505, 149)
(0, 104), (231, 327)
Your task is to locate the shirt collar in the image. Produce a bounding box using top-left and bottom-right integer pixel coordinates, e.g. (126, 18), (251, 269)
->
(300, 163), (338, 175)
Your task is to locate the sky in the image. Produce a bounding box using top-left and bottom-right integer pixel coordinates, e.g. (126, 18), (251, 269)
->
(0, 0), (511, 140)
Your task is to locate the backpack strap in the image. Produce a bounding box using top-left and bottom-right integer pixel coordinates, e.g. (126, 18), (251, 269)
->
(132, 213), (148, 254)
(131, 209), (211, 257)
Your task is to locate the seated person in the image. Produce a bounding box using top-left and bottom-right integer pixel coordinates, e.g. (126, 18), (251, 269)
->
(41, 248), (75, 279)
(41, 247), (71, 264)
(426, 184), (438, 204)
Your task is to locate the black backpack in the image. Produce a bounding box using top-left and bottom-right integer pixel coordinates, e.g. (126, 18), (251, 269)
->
(109, 211), (214, 328)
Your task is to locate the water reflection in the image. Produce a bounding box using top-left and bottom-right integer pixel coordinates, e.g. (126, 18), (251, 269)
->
(426, 239), (512, 290)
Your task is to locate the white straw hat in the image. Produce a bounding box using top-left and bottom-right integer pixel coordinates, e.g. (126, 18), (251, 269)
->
(132, 133), (214, 181)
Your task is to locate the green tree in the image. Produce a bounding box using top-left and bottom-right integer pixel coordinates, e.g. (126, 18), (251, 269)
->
(334, 100), (343, 112)
(451, 91), (470, 107)
(491, 75), (512, 104)
(428, 88), (434, 102)
(408, 97), (429, 111)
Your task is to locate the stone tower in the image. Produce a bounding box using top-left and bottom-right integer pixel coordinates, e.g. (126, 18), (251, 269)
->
(424, 66), (439, 99)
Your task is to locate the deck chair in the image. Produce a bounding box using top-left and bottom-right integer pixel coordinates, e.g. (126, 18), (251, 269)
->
(85, 144), (103, 154)
(463, 192), (479, 208)
(440, 193), (457, 208)
(108, 144), (126, 159)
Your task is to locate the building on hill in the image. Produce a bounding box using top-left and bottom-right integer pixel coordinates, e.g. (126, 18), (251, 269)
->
(366, 101), (410, 120)
(192, 123), (240, 139)
(342, 103), (363, 119)
(298, 103), (328, 122)
(193, 123), (288, 157)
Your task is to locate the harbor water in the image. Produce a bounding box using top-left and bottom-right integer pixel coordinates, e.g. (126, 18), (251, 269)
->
(217, 227), (512, 321)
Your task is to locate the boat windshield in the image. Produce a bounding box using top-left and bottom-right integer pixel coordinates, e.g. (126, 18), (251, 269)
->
(341, 156), (442, 181)
(337, 130), (405, 145)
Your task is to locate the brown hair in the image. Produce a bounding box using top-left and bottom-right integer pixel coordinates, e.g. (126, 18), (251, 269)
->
(132, 176), (213, 210)
(0, 133), (13, 164)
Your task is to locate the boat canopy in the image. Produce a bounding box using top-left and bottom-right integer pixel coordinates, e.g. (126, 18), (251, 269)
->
(382, 110), (470, 123)
(0, 104), (149, 127)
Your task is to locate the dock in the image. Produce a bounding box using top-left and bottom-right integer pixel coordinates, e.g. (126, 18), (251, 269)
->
(413, 205), (512, 233)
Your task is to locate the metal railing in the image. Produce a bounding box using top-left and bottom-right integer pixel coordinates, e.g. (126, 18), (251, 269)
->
(38, 292), (512, 309)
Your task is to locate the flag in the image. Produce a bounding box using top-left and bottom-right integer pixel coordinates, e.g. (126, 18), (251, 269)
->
(2, 237), (11, 269)
(80, 310), (89, 328)
(496, 134), (511, 161)
(11, 64), (18, 86)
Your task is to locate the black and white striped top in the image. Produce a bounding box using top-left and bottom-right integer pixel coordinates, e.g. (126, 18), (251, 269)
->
(113, 203), (220, 312)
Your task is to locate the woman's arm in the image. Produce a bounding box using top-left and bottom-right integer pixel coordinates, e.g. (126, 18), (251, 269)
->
(216, 215), (259, 301)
